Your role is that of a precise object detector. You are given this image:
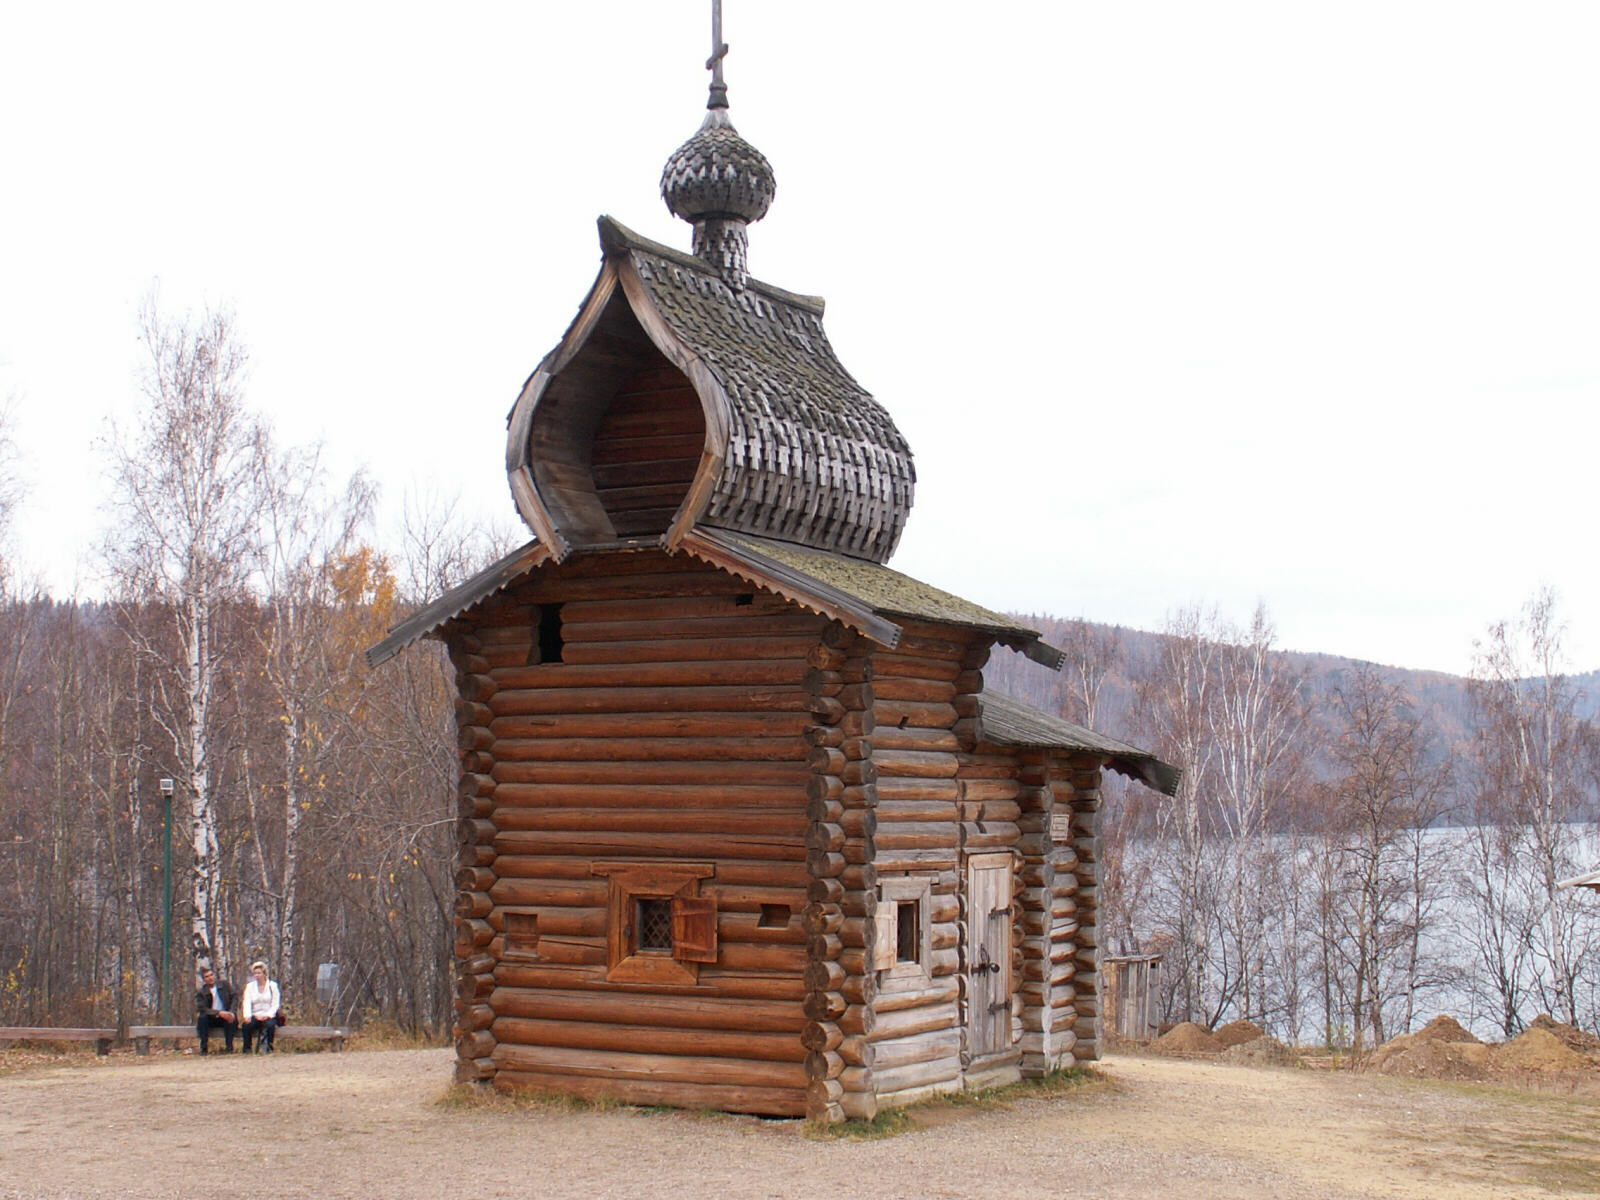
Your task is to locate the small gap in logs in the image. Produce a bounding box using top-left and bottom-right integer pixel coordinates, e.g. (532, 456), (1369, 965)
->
(758, 903), (790, 929)
(735, 593), (754, 606)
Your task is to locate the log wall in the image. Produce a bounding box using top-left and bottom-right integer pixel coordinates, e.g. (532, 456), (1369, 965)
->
(462, 551), (823, 1115)
(1050, 751), (1103, 1064)
(858, 620), (981, 1111)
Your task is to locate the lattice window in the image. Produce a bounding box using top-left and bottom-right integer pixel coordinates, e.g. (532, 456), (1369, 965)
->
(636, 898), (673, 953)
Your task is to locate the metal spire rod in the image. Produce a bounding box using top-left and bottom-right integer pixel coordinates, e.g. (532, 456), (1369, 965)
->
(706, 0), (729, 109)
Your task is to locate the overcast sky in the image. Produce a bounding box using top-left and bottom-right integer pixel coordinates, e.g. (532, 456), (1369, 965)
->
(2, 2), (1596, 676)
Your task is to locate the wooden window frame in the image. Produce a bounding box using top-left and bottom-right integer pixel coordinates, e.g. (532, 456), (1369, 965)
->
(591, 861), (717, 986)
(873, 875), (933, 990)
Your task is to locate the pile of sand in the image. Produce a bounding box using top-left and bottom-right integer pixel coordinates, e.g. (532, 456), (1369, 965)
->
(1493, 1027), (1588, 1072)
(1529, 1014), (1600, 1057)
(1413, 1015), (1481, 1045)
(1220, 1035), (1297, 1067)
(1370, 1034), (1489, 1081)
(1214, 1019), (1265, 1049)
(1153, 1022), (1223, 1054)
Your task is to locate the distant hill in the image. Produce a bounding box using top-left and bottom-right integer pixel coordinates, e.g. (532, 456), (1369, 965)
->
(982, 615), (1600, 788)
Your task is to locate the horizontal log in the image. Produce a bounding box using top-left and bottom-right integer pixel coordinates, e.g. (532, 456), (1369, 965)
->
(869, 725), (961, 754)
(841, 1056), (961, 1096)
(961, 822), (1021, 851)
(873, 749), (960, 779)
(876, 777), (960, 803)
(490, 857), (806, 888)
(875, 821), (958, 851)
(492, 759), (805, 785)
(523, 938), (606, 967)
(551, 635), (820, 666)
(874, 980), (960, 1018)
(493, 808), (807, 838)
(493, 830), (805, 861)
(489, 906), (604, 938)
(872, 654), (962, 683)
(491, 712), (810, 740)
(490, 987), (804, 1031)
(489, 877), (608, 907)
(492, 1069), (806, 1117)
(876, 797), (959, 823)
(869, 677), (957, 704)
(457, 1029), (495, 1060)
(865, 1027), (963, 1072)
(494, 660), (807, 692)
(490, 684), (809, 717)
(871, 1001), (958, 1042)
(492, 1042), (806, 1089)
(560, 613), (824, 643)
(554, 590), (795, 623)
(492, 1017), (804, 1063)
(493, 962), (805, 1000)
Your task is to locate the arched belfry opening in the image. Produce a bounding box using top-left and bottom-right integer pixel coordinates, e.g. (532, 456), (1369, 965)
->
(523, 290), (706, 545)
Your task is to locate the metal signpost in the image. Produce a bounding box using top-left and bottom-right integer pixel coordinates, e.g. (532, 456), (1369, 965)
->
(158, 777), (174, 1024)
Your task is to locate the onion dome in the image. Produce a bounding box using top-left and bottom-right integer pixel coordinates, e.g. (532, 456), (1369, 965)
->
(659, 18), (775, 290)
(661, 109), (776, 227)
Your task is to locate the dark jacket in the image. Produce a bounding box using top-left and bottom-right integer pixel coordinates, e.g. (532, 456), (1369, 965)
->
(195, 979), (237, 1018)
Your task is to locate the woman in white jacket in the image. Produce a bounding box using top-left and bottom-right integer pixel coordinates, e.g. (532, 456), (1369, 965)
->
(239, 961), (281, 1053)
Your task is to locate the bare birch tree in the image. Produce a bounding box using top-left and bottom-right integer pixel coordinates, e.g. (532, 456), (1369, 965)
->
(1467, 587), (1597, 1026)
(256, 446), (373, 990)
(1322, 665), (1451, 1048)
(103, 299), (268, 968)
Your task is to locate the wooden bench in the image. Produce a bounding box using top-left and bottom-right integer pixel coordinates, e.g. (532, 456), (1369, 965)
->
(0, 1027), (117, 1055)
(127, 1024), (349, 1054)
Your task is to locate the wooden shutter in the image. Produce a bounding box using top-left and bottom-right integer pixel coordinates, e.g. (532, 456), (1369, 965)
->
(671, 895), (718, 963)
(871, 900), (898, 972)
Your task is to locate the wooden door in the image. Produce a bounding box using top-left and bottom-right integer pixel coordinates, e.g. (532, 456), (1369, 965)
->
(965, 854), (1013, 1058)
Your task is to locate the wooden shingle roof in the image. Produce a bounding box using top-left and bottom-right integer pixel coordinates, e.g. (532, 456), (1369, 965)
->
(611, 219), (915, 563)
(505, 218), (915, 567)
(977, 690), (1182, 796)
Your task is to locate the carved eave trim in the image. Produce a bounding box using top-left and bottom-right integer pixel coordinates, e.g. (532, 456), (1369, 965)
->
(675, 527), (903, 648)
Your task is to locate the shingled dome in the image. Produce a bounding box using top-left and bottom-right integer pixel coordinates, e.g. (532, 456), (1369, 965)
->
(661, 108), (776, 225)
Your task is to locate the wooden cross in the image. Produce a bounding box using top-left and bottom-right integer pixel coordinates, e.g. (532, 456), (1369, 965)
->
(706, 0), (730, 108)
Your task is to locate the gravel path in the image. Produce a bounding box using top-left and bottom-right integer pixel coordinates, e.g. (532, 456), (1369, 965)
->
(1, 1048), (1595, 1199)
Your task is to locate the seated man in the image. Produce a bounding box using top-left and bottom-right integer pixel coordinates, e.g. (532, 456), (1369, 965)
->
(194, 967), (237, 1054)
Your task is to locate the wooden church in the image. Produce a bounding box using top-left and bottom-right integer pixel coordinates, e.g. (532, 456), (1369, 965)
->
(368, 11), (1177, 1123)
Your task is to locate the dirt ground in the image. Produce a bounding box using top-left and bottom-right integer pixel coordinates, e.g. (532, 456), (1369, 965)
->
(1, 1047), (1597, 1199)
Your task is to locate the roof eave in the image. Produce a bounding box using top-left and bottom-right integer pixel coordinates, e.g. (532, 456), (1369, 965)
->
(364, 540), (551, 668)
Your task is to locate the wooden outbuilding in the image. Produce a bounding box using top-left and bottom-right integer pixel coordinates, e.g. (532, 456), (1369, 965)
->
(368, 23), (1177, 1122)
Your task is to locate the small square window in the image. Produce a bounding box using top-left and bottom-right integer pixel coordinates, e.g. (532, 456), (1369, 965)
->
(758, 903), (791, 929)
